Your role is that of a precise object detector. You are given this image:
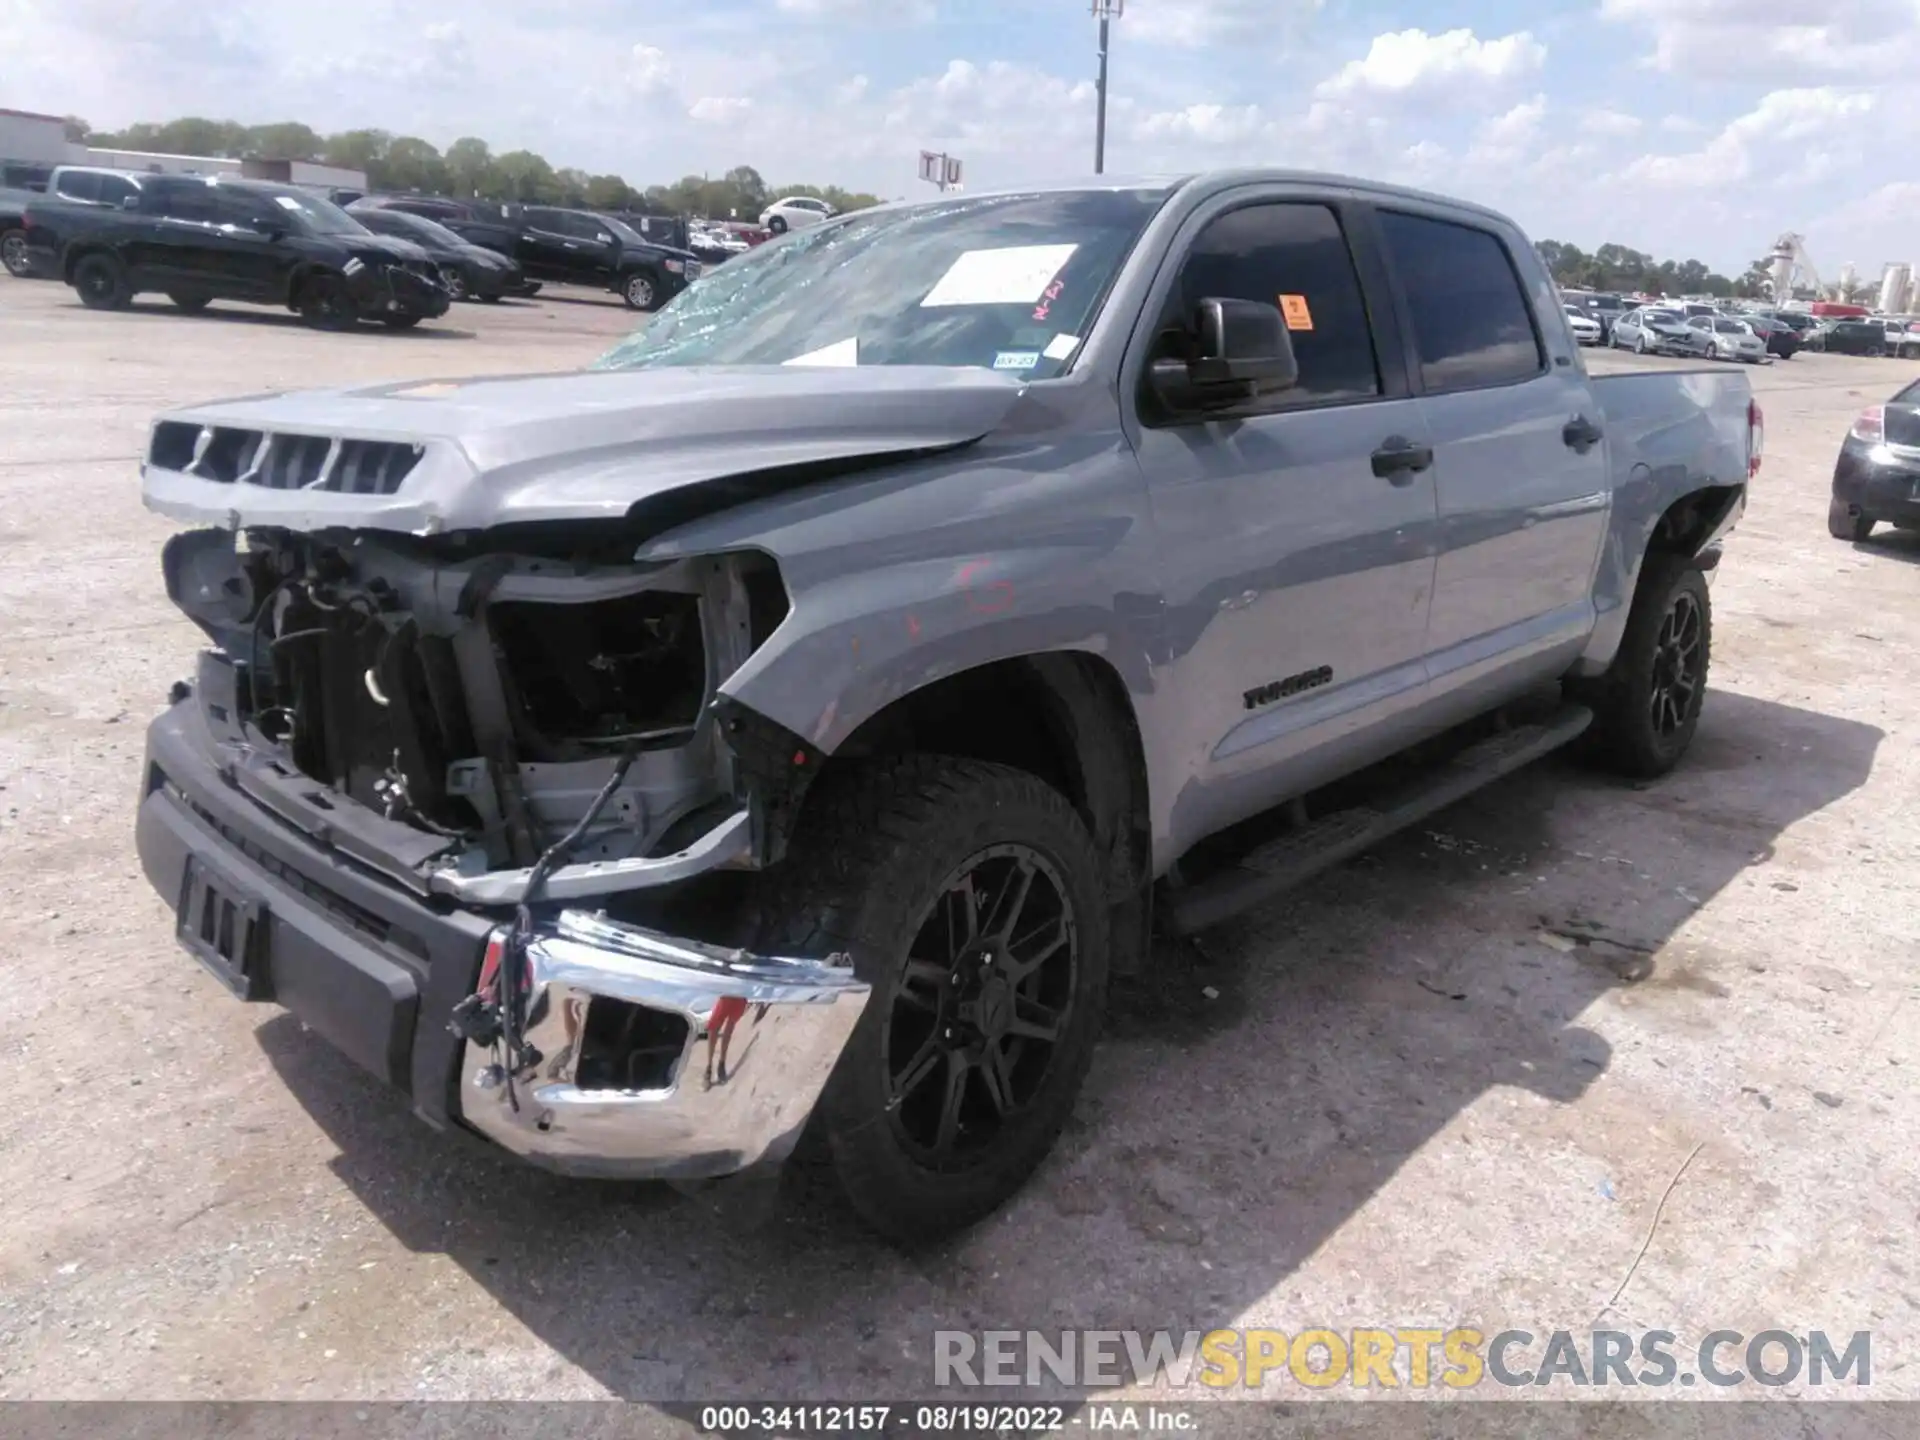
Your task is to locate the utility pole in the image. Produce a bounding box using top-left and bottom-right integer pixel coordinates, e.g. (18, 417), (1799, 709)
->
(1093, 0), (1122, 175)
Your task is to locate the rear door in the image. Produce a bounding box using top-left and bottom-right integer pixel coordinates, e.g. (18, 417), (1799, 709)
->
(1375, 206), (1609, 703)
(1126, 188), (1440, 850)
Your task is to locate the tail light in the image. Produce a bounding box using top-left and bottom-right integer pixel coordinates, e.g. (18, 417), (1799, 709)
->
(1748, 398), (1764, 478)
(1849, 405), (1885, 445)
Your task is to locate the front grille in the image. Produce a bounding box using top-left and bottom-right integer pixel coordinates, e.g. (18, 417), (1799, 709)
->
(146, 423), (423, 495)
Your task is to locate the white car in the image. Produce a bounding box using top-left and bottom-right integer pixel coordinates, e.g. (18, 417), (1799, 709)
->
(759, 195), (837, 234)
(1563, 304), (1602, 345)
(1686, 315), (1768, 364)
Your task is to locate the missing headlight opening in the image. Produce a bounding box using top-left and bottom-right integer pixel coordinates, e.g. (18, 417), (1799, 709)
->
(166, 528), (788, 885)
(491, 591), (707, 755)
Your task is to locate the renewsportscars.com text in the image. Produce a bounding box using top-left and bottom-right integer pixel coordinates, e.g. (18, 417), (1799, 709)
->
(934, 1328), (1872, 1390)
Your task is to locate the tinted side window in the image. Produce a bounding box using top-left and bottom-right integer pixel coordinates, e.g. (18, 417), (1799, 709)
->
(151, 181), (219, 222)
(523, 208), (564, 233)
(1379, 210), (1543, 392)
(1166, 202), (1381, 409)
(57, 172), (101, 202)
(97, 175), (138, 205)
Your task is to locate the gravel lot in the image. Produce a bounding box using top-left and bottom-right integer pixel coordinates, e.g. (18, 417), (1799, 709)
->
(1, 279), (1915, 1412)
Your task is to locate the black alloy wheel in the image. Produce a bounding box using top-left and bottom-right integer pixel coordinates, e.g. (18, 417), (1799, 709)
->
(750, 755), (1111, 1243)
(1570, 552), (1712, 779)
(439, 264), (467, 300)
(1648, 590), (1703, 739)
(1, 230), (30, 278)
(73, 253), (131, 310)
(298, 272), (360, 331)
(885, 845), (1078, 1167)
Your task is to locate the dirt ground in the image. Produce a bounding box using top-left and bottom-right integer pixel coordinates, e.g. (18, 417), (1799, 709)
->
(0, 278), (1914, 1416)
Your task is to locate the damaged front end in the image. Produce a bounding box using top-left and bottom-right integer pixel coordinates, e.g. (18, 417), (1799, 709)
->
(144, 523), (867, 1178)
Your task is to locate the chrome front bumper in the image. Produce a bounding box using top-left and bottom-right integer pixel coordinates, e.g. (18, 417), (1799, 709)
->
(459, 911), (871, 1181)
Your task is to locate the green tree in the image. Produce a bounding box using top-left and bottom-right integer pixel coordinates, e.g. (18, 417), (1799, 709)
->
(62, 115), (91, 144)
(153, 117), (248, 156)
(324, 129), (392, 172)
(244, 121), (322, 160)
(375, 136), (449, 193)
(444, 137), (492, 196)
(489, 150), (559, 202)
(584, 173), (634, 210)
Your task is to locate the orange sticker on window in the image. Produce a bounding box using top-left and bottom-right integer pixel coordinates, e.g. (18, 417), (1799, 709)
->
(1279, 294), (1314, 331)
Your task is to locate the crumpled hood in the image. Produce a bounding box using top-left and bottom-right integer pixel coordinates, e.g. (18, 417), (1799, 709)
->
(140, 364), (1027, 536)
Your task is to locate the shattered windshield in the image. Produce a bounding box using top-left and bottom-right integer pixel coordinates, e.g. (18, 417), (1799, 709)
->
(593, 186), (1173, 380)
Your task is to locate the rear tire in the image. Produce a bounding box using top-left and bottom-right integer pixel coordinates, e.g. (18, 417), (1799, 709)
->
(1571, 553), (1711, 780)
(72, 253), (131, 310)
(1828, 497), (1876, 542)
(750, 756), (1110, 1245)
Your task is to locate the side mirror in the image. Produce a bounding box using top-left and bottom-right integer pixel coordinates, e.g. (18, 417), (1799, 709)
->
(1150, 297), (1299, 414)
(596, 232), (612, 244)
(120, 194), (140, 211)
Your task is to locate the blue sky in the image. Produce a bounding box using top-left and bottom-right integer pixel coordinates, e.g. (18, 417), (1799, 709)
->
(8, 0), (1916, 276)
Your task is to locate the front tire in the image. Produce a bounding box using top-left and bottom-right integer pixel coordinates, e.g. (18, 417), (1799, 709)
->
(621, 269), (661, 311)
(1572, 553), (1711, 779)
(297, 272), (359, 330)
(1828, 497), (1876, 542)
(438, 265), (467, 301)
(1634, 332), (1648, 355)
(72, 253), (131, 310)
(753, 756), (1110, 1245)
(767, 215), (788, 235)
(1, 228), (30, 279)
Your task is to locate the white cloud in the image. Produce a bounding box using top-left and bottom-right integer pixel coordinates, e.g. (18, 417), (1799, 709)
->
(1315, 27), (1546, 101)
(1132, 102), (1267, 146)
(775, 0), (935, 19)
(1618, 87), (1877, 187)
(628, 43), (672, 94)
(1599, 0), (1920, 79)
(688, 96), (753, 123)
(1125, 0), (1322, 48)
(1582, 108), (1643, 138)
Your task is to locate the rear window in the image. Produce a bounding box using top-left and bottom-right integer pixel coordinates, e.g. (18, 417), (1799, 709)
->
(1379, 210), (1544, 392)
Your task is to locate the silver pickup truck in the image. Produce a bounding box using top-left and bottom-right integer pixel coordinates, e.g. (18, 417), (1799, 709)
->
(135, 172), (1760, 1242)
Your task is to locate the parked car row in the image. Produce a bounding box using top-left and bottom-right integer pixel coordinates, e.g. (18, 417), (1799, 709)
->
(2, 166), (736, 331)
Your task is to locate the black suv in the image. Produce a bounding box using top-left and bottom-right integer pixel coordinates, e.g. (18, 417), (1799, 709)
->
(53, 175), (450, 330)
(511, 206), (702, 309)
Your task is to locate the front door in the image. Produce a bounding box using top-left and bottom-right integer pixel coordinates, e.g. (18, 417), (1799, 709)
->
(1127, 192), (1440, 855)
(516, 208), (574, 282)
(1373, 207), (1610, 701)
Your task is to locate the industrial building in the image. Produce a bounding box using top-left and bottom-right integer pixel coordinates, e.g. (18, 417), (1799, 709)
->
(1, 107), (364, 194)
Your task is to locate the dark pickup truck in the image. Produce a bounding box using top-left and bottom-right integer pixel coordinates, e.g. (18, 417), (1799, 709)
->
(46, 175), (451, 330)
(355, 195), (703, 310)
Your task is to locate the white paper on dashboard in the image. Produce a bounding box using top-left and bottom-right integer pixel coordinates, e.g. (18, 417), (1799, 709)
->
(920, 245), (1079, 308)
(783, 337), (859, 367)
(1043, 333), (1081, 360)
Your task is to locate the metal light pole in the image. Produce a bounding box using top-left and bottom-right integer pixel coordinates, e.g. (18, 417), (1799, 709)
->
(1093, 0), (1122, 175)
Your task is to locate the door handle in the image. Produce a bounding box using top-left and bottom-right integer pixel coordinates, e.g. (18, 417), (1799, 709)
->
(1371, 437), (1434, 483)
(1563, 416), (1603, 452)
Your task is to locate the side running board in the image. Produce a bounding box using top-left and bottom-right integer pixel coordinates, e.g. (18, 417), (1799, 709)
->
(1160, 704), (1594, 936)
